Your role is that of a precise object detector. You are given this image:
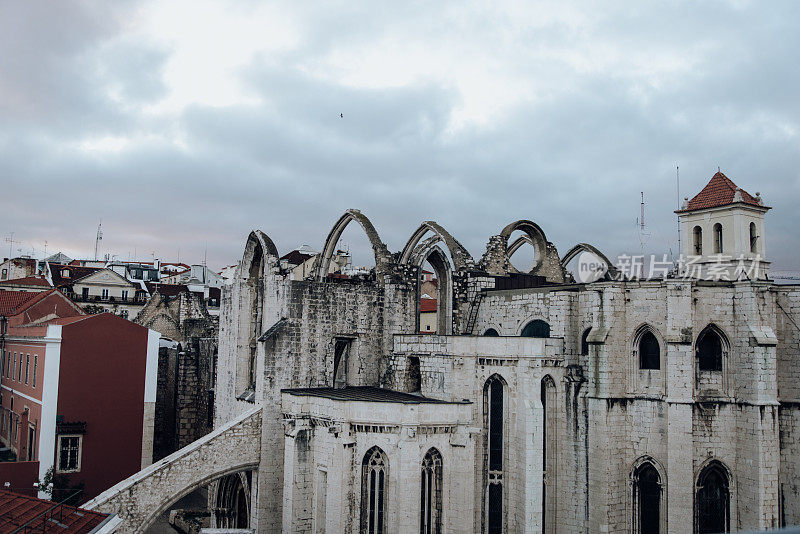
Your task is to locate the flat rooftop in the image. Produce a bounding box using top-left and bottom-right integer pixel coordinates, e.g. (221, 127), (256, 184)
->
(281, 386), (469, 404)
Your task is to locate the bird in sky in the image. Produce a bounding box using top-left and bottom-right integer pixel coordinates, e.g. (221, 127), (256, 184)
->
(340, 113), (343, 118)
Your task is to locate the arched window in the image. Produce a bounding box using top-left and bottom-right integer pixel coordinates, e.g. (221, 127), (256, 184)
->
(697, 330), (723, 372)
(484, 375), (505, 534)
(521, 320), (550, 338)
(749, 222), (757, 254)
(362, 447), (388, 534)
(420, 448), (443, 534)
(484, 328), (499, 337)
(407, 356), (421, 393)
(541, 376), (557, 534)
(639, 331), (660, 370)
(633, 462), (661, 534)
(693, 226), (703, 256)
(696, 462), (730, 534)
(580, 328), (591, 356)
(713, 223), (723, 254)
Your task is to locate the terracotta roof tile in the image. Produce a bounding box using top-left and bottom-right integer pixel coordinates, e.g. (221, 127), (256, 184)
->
(420, 298), (437, 313)
(0, 276), (52, 288)
(0, 291), (39, 315)
(0, 489), (109, 533)
(677, 172), (768, 213)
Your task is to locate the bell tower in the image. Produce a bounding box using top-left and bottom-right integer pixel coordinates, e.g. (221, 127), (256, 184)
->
(676, 171), (770, 280)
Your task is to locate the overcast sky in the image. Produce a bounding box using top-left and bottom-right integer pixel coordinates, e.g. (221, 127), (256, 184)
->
(1, 1), (798, 271)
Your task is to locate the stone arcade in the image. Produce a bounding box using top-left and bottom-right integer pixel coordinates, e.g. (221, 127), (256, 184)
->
(87, 172), (800, 533)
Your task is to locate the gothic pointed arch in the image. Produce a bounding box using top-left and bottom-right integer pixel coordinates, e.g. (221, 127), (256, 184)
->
(414, 244), (453, 334)
(361, 446), (389, 534)
(241, 230), (279, 277)
(630, 456), (665, 534)
(317, 210), (395, 281)
(695, 459), (732, 533)
(496, 220), (565, 281)
(560, 243), (620, 280)
(399, 221), (474, 272)
(507, 234), (534, 258)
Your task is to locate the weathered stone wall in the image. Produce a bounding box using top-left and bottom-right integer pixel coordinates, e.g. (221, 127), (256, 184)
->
(775, 286), (800, 526)
(281, 393), (475, 533)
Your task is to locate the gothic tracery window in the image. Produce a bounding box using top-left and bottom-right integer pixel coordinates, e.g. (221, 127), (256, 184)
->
(696, 462), (730, 534)
(485, 375), (505, 533)
(362, 447), (388, 534)
(633, 461), (661, 534)
(420, 448), (442, 534)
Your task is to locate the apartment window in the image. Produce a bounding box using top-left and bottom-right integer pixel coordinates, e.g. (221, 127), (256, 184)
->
(17, 352), (22, 381)
(82, 287), (89, 299)
(27, 425), (36, 461)
(13, 353), (17, 381)
(57, 435), (82, 473)
(361, 446), (388, 534)
(1, 351), (4, 377)
(1, 268), (7, 279)
(24, 354), (29, 385)
(32, 354), (37, 387)
(121, 290), (128, 300)
(101, 289), (109, 300)
(61, 269), (70, 278)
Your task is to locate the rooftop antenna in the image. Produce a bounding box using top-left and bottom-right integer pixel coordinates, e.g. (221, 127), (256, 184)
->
(676, 166), (681, 257)
(94, 220), (103, 261)
(5, 232), (20, 259)
(639, 192), (647, 278)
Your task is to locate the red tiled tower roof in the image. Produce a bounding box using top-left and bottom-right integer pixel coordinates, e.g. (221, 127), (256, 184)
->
(677, 172), (769, 213)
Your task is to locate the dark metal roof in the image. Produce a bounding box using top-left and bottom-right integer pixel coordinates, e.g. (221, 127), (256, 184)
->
(281, 386), (469, 404)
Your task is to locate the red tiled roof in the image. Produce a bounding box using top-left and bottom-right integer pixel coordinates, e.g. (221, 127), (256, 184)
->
(420, 298), (437, 313)
(0, 276), (51, 288)
(0, 489), (109, 533)
(0, 291), (39, 315)
(48, 264), (101, 287)
(677, 172), (768, 213)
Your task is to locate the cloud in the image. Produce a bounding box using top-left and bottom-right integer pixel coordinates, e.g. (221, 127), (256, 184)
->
(0, 0), (798, 271)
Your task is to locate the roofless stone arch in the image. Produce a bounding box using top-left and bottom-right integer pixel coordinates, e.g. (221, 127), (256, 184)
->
(399, 221), (474, 272)
(560, 243), (620, 280)
(507, 234), (534, 258)
(316, 209), (394, 281)
(241, 230), (279, 276)
(498, 220), (565, 281)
